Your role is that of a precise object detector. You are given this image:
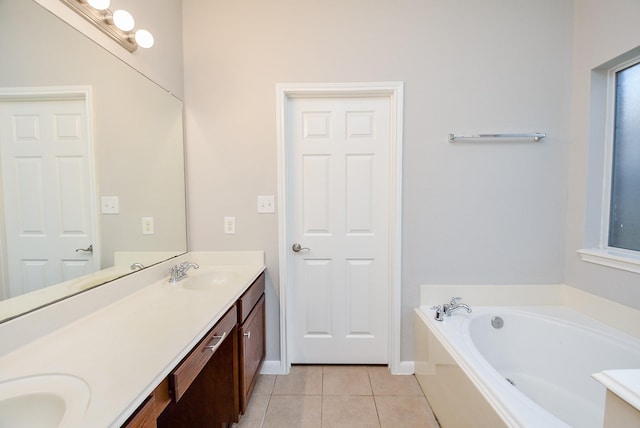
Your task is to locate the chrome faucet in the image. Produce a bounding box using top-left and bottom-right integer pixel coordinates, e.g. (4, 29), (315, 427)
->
(130, 263), (144, 271)
(169, 261), (200, 283)
(431, 297), (472, 321)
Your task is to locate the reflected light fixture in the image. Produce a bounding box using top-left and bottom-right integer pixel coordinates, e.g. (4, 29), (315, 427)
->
(112, 9), (135, 32)
(86, 0), (109, 10)
(60, 0), (154, 52)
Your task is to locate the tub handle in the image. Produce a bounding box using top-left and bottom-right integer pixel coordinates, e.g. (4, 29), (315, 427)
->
(431, 305), (445, 322)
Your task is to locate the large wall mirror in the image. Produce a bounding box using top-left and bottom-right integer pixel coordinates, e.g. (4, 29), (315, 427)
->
(0, 1), (188, 322)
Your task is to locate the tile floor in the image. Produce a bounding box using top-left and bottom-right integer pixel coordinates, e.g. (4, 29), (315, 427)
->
(232, 365), (440, 428)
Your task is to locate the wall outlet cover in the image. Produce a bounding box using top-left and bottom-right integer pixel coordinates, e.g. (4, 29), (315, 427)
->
(142, 217), (154, 234)
(224, 216), (236, 234)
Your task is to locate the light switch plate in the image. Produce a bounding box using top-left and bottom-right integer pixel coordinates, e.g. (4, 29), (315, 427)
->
(257, 195), (275, 214)
(101, 196), (120, 214)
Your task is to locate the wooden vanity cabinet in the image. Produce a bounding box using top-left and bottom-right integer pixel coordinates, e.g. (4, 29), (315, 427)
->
(157, 305), (239, 427)
(122, 272), (267, 427)
(237, 273), (266, 414)
(122, 379), (171, 428)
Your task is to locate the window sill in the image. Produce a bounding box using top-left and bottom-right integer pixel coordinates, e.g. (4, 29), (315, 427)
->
(578, 248), (640, 274)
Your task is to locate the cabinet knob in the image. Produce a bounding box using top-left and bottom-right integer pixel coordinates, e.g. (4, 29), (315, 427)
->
(243, 331), (251, 339)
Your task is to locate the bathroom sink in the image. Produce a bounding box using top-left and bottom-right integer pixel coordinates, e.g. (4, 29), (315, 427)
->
(181, 267), (240, 290)
(0, 374), (90, 427)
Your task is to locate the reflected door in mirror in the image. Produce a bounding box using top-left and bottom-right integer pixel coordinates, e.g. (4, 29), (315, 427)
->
(0, 97), (98, 298)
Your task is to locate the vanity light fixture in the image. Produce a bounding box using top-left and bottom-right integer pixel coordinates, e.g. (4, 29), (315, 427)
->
(60, 0), (154, 52)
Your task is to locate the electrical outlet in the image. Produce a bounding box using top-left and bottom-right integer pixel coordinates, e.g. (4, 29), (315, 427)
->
(101, 196), (120, 214)
(257, 195), (276, 214)
(224, 216), (236, 234)
(142, 217), (154, 235)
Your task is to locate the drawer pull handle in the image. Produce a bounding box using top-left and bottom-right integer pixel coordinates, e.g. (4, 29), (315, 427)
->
(205, 332), (227, 353)
(244, 331), (251, 339)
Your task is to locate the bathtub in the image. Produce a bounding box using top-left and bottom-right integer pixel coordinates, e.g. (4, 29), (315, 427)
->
(414, 305), (640, 428)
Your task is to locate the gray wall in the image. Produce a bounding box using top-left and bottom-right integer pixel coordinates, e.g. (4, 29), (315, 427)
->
(564, 1), (640, 308)
(182, 0), (574, 363)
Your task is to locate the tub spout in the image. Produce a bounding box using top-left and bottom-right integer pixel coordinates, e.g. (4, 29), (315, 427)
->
(443, 297), (472, 318)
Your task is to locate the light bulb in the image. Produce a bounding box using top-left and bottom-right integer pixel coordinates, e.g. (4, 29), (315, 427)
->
(113, 9), (135, 32)
(135, 30), (154, 48)
(87, 0), (110, 10)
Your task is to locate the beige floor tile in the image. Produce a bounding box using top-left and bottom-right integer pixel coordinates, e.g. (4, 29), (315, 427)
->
(367, 366), (423, 396)
(253, 374), (277, 395)
(321, 395), (380, 428)
(262, 395), (322, 428)
(273, 365), (323, 395)
(375, 396), (439, 428)
(323, 366), (372, 396)
(234, 393), (270, 427)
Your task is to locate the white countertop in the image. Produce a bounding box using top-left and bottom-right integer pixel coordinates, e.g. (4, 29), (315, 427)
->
(593, 369), (640, 412)
(0, 252), (265, 427)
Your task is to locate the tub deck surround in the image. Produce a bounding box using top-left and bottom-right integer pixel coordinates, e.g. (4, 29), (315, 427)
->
(0, 251), (265, 427)
(420, 283), (640, 339)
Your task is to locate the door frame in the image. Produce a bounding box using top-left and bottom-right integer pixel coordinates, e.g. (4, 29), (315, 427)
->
(276, 82), (404, 374)
(0, 86), (100, 298)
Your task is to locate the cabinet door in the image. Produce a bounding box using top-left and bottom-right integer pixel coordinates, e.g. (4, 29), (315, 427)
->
(239, 294), (265, 414)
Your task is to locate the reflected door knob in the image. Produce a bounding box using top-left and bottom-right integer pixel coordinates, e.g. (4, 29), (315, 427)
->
(75, 244), (93, 253)
(292, 243), (310, 253)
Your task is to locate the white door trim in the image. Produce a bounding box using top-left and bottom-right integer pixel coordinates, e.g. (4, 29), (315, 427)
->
(276, 82), (403, 374)
(0, 86), (101, 296)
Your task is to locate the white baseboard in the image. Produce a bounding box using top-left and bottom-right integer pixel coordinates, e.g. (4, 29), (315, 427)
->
(396, 360), (415, 375)
(260, 360), (287, 375)
(260, 360), (414, 375)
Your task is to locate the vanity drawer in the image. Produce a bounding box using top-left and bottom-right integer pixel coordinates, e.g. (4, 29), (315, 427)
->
(170, 305), (237, 402)
(238, 273), (265, 323)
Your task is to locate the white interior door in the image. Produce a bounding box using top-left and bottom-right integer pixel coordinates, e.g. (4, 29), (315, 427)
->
(0, 96), (97, 297)
(287, 95), (391, 364)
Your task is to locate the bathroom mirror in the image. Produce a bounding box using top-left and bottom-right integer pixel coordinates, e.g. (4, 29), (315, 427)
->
(0, 1), (187, 322)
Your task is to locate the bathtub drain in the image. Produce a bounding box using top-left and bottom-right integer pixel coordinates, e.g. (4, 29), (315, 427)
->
(491, 316), (504, 329)
(506, 378), (515, 386)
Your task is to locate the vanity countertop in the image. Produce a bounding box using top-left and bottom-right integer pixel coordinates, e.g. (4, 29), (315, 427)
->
(0, 252), (265, 427)
(593, 369), (640, 412)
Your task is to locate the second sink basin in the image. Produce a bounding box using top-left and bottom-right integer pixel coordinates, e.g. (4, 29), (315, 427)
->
(0, 374), (90, 428)
(181, 267), (241, 290)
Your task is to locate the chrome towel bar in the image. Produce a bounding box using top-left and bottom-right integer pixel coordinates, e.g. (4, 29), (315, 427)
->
(448, 133), (546, 143)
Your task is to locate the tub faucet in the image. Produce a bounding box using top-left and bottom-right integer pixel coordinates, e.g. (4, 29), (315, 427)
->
(169, 261), (200, 284)
(444, 297), (472, 316)
(432, 297), (472, 321)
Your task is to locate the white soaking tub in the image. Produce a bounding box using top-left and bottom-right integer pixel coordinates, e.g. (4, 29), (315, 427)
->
(414, 305), (640, 428)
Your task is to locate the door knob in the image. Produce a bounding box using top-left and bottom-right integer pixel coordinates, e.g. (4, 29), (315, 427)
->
(292, 243), (310, 253)
(75, 244), (93, 253)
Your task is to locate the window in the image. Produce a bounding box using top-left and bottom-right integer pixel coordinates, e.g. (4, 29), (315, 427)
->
(578, 53), (640, 273)
(609, 62), (640, 252)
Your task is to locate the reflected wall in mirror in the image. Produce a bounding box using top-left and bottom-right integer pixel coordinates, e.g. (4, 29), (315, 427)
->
(0, 0), (187, 322)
